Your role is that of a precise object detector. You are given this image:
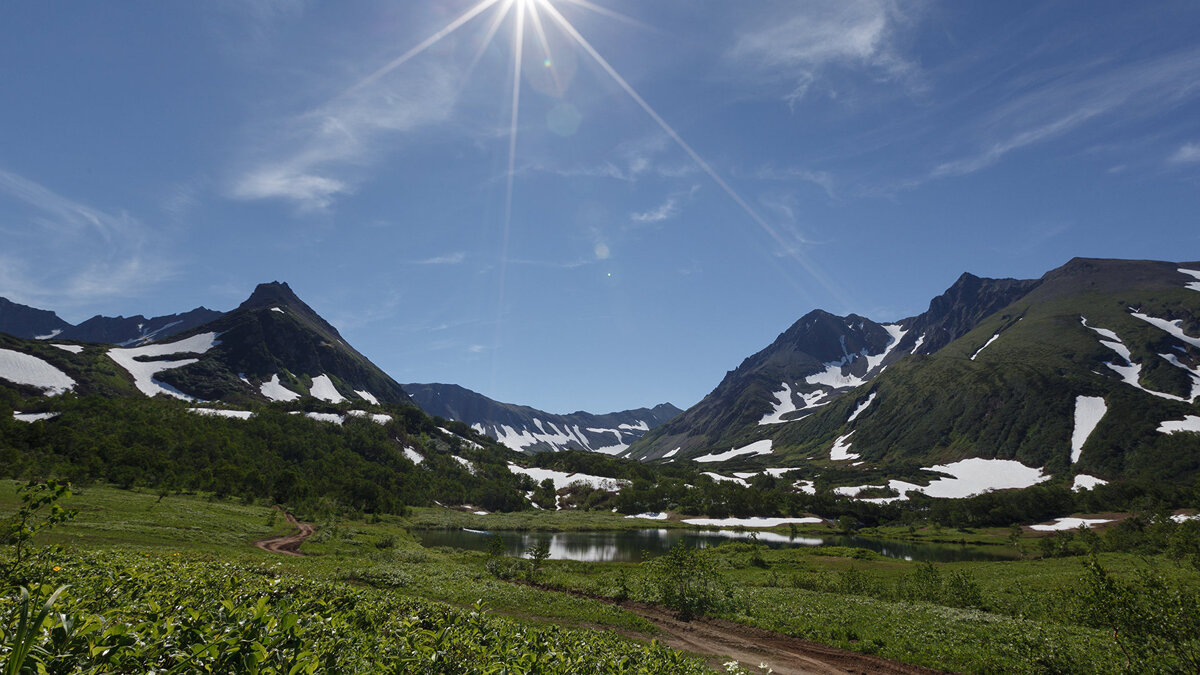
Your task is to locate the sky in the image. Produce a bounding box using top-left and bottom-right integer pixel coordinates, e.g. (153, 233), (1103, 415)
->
(2, 1), (1199, 414)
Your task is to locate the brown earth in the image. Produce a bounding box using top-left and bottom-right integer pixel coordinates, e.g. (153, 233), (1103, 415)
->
(516, 582), (945, 675)
(253, 509), (314, 556)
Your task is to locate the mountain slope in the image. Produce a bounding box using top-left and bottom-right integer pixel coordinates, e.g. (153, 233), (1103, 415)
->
(149, 282), (413, 405)
(642, 258), (1200, 491)
(0, 297), (72, 340)
(629, 272), (1040, 461)
(405, 382), (681, 454)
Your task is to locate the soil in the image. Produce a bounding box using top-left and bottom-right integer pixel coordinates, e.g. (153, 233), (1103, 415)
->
(516, 582), (944, 674)
(254, 509), (315, 556)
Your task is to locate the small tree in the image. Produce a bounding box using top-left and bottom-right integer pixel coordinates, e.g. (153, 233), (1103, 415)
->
(525, 541), (551, 581)
(1, 480), (77, 584)
(644, 543), (727, 621)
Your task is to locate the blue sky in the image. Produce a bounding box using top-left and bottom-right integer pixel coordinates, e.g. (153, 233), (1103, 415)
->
(2, 1), (1199, 414)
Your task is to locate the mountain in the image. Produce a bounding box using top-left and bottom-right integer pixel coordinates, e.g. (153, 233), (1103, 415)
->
(0, 296), (221, 346)
(0, 282), (412, 406)
(58, 307), (224, 346)
(0, 297), (72, 340)
(404, 382), (682, 454)
(629, 272), (1040, 461)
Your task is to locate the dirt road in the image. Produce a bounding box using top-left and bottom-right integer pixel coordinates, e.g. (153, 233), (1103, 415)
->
(615, 599), (941, 675)
(253, 509), (315, 556)
(514, 581), (941, 675)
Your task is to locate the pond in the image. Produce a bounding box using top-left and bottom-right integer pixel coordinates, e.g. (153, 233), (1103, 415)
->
(413, 527), (1014, 563)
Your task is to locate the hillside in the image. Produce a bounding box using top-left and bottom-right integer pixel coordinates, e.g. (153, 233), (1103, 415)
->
(627, 258), (1200, 493)
(406, 382), (681, 454)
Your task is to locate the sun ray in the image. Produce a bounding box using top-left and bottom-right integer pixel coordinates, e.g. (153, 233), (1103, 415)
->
(555, 0), (651, 32)
(536, 0), (848, 304)
(467, 0), (516, 77)
(525, 0), (566, 94)
(491, 0), (528, 393)
(343, 0), (502, 98)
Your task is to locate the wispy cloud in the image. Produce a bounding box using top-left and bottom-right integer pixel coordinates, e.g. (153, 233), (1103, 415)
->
(1170, 141), (1200, 164)
(631, 196), (680, 223)
(415, 251), (466, 265)
(230, 61), (461, 210)
(729, 0), (920, 104)
(753, 166), (837, 199)
(0, 169), (172, 310)
(931, 49), (1200, 179)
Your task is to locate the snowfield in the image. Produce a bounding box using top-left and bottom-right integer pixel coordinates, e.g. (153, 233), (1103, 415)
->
(694, 439), (773, 463)
(107, 332), (220, 401)
(51, 344), (83, 354)
(1072, 475), (1108, 491)
(680, 516), (823, 528)
(759, 382), (798, 425)
(354, 389), (380, 405)
(624, 512), (669, 520)
(829, 432), (859, 461)
(1180, 268), (1200, 292)
(846, 392), (877, 423)
(920, 458), (1049, 498)
(188, 408), (253, 420)
(506, 464), (628, 492)
(1082, 318), (1188, 401)
(13, 412), (60, 422)
(0, 349), (76, 396)
(402, 447), (424, 465)
(308, 375), (346, 403)
(260, 374), (300, 402)
(1158, 415), (1200, 434)
(440, 427), (483, 450)
(1031, 517), (1113, 532)
(346, 410), (392, 425)
(1070, 396), (1107, 463)
(701, 472), (748, 486)
(805, 325), (906, 390)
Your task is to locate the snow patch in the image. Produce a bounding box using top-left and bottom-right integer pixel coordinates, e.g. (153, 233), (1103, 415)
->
(0, 349), (76, 396)
(270, 307), (285, 314)
(829, 432), (859, 461)
(1179, 268), (1200, 292)
(625, 512), (669, 520)
(440, 427), (484, 450)
(681, 516), (822, 528)
(1158, 415), (1200, 434)
(911, 333), (926, 354)
(1131, 311), (1200, 349)
(970, 333), (1000, 361)
(1083, 318), (1188, 401)
(1070, 396), (1107, 463)
(309, 374), (346, 403)
(694, 439), (773, 463)
(920, 458), (1049, 499)
(795, 480), (816, 495)
(1072, 475), (1108, 491)
(618, 420), (649, 431)
(846, 392), (877, 423)
(302, 412), (343, 425)
(260, 374), (300, 402)
(51, 344), (83, 354)
(346, 410), (391, 425)
(805, 325), (907, 390)
(1031, 517), (1112, 532)
(34, 329), (62, 340)
(13, 412), (59, 423)
(354, 389), (380, 405)
(759, 382), (798, 425)
(702, 472), (749, 486)
(107, 333), (220, 401)
(662, 447), (680, 459)
(507, 464), (628, 492)
(452, 455), (476, 474)
(402, 447), (424, 465)
(188, 408), (253, 420)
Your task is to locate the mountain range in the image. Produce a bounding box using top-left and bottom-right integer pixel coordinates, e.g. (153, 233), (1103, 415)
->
(405, 382), (681, 454)
(627, 258), (1200, 489)
(3, 258), (1199, 495)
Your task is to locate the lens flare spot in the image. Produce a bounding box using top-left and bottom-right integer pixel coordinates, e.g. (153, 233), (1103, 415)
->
(543, 58), (552, 67)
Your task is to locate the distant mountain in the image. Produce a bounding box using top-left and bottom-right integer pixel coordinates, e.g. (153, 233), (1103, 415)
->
(0, 297), (72, 340)
(58, 307), (224, 346)
(0, 296), (221, 346)
(629, 272), (1039, 461)
(405, 382), (681, 454)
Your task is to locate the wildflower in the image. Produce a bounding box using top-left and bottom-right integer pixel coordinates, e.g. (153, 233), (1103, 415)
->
(53, 566), (61, 571)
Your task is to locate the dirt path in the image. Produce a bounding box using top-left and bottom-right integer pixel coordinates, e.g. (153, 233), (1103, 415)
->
(515, 582), (941, 675)
(615, 599), (941, 675)
(254, 509), (315, 556)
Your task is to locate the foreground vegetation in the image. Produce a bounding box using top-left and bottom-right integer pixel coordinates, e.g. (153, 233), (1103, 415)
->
(2, 481), (1199, 673)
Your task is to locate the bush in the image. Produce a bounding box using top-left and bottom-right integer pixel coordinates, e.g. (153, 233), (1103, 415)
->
(643, 543), (730, 621)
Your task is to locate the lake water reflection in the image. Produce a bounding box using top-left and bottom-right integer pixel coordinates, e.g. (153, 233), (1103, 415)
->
(414, 528), (1013, 563)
